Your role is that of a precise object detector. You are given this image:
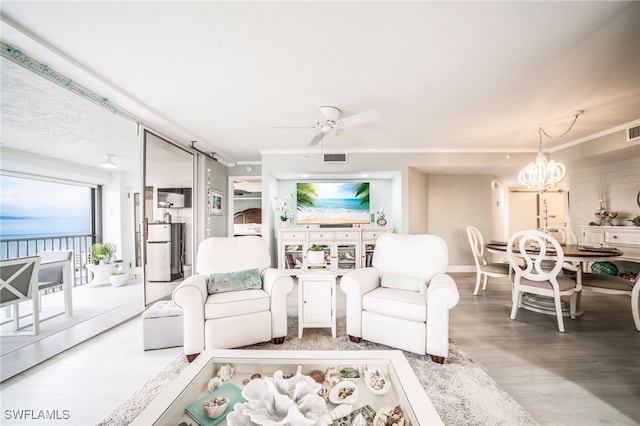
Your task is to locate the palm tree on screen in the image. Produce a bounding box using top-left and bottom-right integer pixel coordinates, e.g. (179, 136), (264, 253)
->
(296, 183), (317, 210)
(354, 182), (370, 206)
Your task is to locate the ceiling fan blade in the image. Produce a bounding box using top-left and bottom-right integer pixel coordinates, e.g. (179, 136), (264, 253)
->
(308, 132), (324, 146)
(338, 109), (381, 128)
(272, 125), (314, 129)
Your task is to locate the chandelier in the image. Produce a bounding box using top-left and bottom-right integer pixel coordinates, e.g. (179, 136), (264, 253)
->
(518, 110), (583, 192)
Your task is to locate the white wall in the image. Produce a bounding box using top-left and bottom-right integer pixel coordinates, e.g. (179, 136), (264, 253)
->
(568, 156), (640, 228)
(408, 168), (429, 234)
(427, 175), (493, 267)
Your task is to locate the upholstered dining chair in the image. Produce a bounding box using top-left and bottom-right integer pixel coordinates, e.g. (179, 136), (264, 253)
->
(0, 256), (40, 335)
(545, 226), (580, 275)
(581, 271), (640, 331)
(508, 230), (579, 332)
(173, 236), (294, 360)
(340, 233), (460, 363)
(466, 226), (511, 295)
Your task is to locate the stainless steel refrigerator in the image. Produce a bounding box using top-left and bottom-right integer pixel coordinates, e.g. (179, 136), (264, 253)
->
(146, 223), (184, 282)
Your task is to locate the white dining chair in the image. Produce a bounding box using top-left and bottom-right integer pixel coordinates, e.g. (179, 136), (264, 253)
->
(508, 230), (579, 332)
(545, 226), (581, 275)
(466, 226), (510, 296)
(581, 271), (640, 331)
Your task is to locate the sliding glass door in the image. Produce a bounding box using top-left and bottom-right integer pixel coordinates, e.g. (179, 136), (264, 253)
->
(142, 130), (195, 306)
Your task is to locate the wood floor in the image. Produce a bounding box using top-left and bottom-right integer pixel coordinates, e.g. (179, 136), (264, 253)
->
(450, 272), (640, 425)
(0, 272), (638, 425)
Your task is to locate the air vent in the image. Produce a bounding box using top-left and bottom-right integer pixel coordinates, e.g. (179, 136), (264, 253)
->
(323, 153), (347, 163)
(627, 123), (640, 142)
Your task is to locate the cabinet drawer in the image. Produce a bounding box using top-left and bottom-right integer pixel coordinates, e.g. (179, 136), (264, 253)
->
(309, 231), (334, 240)
(605, 230), (640, 246)
(281, 231), (306, 241)
(334, 231), (360, 240)
(362, 229), (389, 240)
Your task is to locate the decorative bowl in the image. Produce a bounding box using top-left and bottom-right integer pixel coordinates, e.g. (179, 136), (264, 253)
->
(329, 380), (359, 405)
(363, 366), (391, 395)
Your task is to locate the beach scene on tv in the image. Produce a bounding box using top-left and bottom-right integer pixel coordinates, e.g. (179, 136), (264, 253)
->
(296, 182), (370, 225)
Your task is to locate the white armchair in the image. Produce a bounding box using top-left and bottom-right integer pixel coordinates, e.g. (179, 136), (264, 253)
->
(173, 236), (294, 359)
(340, 233), (460, 363)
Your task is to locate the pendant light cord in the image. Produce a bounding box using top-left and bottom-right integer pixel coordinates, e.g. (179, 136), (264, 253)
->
(538, 111), (583, 144)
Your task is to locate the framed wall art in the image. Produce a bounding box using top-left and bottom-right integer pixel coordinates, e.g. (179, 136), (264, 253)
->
(209, 189), (223, 215)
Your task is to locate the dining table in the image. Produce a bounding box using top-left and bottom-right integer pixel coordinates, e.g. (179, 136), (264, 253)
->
(485, 241), (624, 316)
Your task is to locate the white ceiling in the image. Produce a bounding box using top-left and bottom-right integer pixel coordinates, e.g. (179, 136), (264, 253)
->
(1, 1), (639, 180)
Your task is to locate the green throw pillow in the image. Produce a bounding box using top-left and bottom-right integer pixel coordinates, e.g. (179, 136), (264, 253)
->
(207, 268), (262, 294)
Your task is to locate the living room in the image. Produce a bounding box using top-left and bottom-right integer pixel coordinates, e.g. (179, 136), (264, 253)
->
(1, 2), (639, 425)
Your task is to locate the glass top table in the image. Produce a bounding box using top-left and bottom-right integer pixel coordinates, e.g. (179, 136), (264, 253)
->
(132, 349), (442, 426)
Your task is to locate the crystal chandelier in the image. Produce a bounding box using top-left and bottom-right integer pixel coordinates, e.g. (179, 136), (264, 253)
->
(518, 111), (583, 192)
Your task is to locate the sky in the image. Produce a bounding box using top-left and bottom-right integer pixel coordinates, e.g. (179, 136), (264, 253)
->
(0, 175), (91, 219)
(0, 175), (92, 238)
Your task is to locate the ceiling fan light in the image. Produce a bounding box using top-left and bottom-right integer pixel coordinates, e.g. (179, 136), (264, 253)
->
(99, 154), (119, 169)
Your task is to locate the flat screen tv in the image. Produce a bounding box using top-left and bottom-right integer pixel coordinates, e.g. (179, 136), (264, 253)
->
(157, 187), (192, 208)
(296, 182), (370, 225)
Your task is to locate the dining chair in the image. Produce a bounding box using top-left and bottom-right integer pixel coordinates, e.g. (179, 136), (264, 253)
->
(0, 256), (41, 335)
(545, 226), (580, 275)
(507, 230), (579, 332)
(466, 226), (511, 295)
(581, 271), (639, 331)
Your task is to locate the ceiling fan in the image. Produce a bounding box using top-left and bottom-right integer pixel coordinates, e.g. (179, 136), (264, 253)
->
(274, 106), (380, 146)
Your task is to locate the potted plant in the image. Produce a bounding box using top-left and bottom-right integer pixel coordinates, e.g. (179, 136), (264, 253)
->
(109, 270), (129, 287)
(91, 242), (116, 264)
(307, 244), (325, 265)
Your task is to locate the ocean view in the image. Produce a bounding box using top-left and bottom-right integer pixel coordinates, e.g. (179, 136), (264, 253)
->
(1, 175), (92, 242)
(0, 215), (91, 239)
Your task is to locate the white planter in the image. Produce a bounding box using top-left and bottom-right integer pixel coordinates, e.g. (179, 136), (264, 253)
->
(87, 263), (117, 286)
(307, 250), (325, 265)
(109, 273), (130, 287)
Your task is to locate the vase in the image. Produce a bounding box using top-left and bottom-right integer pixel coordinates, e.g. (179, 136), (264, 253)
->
(308, 251), (325, 265)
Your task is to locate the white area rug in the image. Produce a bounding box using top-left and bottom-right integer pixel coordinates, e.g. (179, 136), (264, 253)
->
(99, 317), (538, 425)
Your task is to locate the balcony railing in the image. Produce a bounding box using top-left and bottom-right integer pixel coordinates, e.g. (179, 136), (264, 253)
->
(0, 234), (93, 286)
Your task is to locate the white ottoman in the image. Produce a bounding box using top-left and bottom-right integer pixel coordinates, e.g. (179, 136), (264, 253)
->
(142, 300), (184, 350)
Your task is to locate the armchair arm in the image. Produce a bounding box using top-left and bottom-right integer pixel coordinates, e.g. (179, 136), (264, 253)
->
(340, 267), (381, 339)
(261, 268), (294, 338)
(172, 274), (208, 355)
(426, 273), (460, 359)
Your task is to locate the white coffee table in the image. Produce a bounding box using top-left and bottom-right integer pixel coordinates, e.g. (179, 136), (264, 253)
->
(132, 349), (443, 425)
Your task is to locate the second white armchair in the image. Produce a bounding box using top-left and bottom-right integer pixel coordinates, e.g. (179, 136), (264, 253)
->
(340, 233), (459, 363)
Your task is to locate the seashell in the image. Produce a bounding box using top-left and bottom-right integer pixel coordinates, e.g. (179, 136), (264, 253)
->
(216, 363), (234, 380)
(352, 413), (367, 426)
(329, 403), (353, 420)
(207, 376), (225, 392)
(325, 366), (341, 386)
(374, 405), (407, 426)
(317, 387), (329, 402)
(202, 396), (228, 419)
(309, 369), (325, 384)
